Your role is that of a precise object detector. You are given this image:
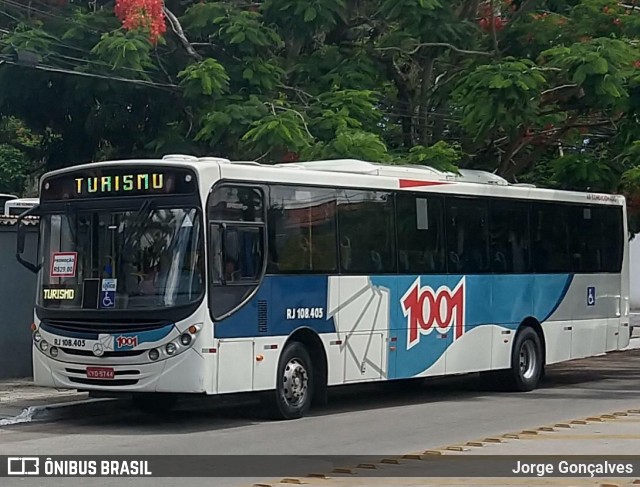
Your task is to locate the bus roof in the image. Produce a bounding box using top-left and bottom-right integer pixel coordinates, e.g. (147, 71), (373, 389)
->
(39, 155), (625, 207)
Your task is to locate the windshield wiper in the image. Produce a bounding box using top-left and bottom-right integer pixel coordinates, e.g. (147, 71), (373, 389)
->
(64, 202), (77, 242)
(121, 200), (156, 251)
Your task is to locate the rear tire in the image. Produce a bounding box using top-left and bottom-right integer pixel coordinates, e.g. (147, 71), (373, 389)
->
(264, 342), (313, 420)
(504, 327), (543, 392)
(131, 393), (178, 415)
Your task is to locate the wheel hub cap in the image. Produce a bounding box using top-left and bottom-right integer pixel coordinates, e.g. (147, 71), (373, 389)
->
(519, 340), (537, 380)
(282, 358), (308, 407)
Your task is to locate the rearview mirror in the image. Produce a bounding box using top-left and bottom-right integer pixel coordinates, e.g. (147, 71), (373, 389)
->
(15, 205), (42, 273)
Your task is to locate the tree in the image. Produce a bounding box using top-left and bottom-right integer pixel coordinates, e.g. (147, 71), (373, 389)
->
(3, 0), (640, 228)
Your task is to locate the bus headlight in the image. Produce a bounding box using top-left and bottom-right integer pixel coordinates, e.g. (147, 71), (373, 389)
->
(34, 332), (42, 343)
(166, 343), (177, 355)
(49, 346), (58, 358)
(180, 333), (192, 346)
(39, 340), (49, 352)
(148, 348), (159, 361)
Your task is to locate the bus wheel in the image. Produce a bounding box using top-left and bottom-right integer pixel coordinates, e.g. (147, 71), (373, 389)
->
(131, 393), (177, 415)
(268, 342), (313, 420)
(506, 327), (543, 392)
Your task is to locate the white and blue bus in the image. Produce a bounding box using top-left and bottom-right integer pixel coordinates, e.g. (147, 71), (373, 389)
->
(16, 155), (630, 418)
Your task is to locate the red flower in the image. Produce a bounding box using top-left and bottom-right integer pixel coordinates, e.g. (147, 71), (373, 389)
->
(633, 60), (640, 69)
(115, 0), (166, 44)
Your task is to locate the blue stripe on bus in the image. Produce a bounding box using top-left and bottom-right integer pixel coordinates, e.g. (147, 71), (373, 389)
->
(214, 275), (336, 338)
(214, 274), (571, 347)
(370, 274), (571, 378)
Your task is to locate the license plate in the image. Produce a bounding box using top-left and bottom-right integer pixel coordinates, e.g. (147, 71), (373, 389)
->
(86, 367), (115, 380)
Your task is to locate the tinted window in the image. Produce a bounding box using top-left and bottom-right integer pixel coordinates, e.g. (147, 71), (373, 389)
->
(209, 185), (263, 222)
(600, 207), (623, 272)
(490, 201), (531, 273)
(208, 185), (265, 318)
(267, 186), (337, 273)
(570, 205), (623, 273)
(446, 197), (490, 274)
(396, 193), (446, 273)
(211, 225), (264, 283)
(338, 190), (396, 273)
(532, 203), (570, 273)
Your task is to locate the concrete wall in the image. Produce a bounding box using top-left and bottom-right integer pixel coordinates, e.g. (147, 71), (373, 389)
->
(0, 224), (39, 379)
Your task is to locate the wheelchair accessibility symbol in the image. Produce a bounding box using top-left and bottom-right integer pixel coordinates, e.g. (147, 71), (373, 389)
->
(587, 286), (596, 306)
(100, 278), (117, 309)
(102, 293), (114, 308)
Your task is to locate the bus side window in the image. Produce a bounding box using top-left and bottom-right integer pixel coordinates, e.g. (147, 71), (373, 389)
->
(337, 190), (396, 274)
(396, 193), (445, 274)
(490, 201), (531, 274)
(446, 196), (490, 274)
(208, 185), (266, 318)
(532, 204), (570, 273)
(267, 185), (338, 274)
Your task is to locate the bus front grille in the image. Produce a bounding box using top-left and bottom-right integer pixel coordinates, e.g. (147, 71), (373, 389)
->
(61, 348), (145, 358)
(42, 319), (170, 335)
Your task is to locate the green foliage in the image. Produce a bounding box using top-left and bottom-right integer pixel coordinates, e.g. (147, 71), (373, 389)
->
(404, 141), (462, 173)
(303, 130), (390, 161)
(213, 10), (283, 52)
(0, 145), (33, 194)
(453, 59), (547, 140)
(620, 165), (640, 196)
(0, 117), (44, 195)
(264, 0), (347, 32)
(178, 59), (230, 98)
(3, 0), (640, 231)
(550, 153), (619, 191)
(242, 110), (313, 157)
(542, 38), (634, 106)
(91, 30), (155, 76)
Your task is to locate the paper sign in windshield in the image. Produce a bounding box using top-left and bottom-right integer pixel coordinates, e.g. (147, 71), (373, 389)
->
(51, 252), (77, 278)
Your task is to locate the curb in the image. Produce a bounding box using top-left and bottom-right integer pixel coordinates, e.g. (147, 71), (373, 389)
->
(0, 398), (124, 426)
(31, 398), (126, 421)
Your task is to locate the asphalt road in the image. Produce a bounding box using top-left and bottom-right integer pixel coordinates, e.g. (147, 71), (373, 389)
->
(2, 344), (640, 487)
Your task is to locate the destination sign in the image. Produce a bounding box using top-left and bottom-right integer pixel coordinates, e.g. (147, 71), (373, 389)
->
(41, 167), (197, 201)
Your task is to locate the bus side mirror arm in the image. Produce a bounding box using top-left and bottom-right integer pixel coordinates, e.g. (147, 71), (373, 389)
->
(16, 205), (42, 274)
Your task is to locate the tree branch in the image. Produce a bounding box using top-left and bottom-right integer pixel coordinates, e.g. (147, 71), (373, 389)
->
(268, 103), (315, 141)
(163, 7), (202, 61)
(489, 0), (500, 58)
(508, 0), (541, 25)
(279, 84), (314, 106)
(376, 43), (494, 57)
(540, 84), (578, 96)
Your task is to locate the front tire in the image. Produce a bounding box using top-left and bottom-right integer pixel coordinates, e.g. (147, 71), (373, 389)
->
(505, 327), (543, 392)
(265, 342), (313, 420)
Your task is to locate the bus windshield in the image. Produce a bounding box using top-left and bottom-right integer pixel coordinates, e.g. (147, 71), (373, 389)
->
(38, 206), (204, 311)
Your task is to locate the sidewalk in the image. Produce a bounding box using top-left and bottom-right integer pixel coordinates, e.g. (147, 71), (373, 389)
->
(0, 379), (87, 424)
